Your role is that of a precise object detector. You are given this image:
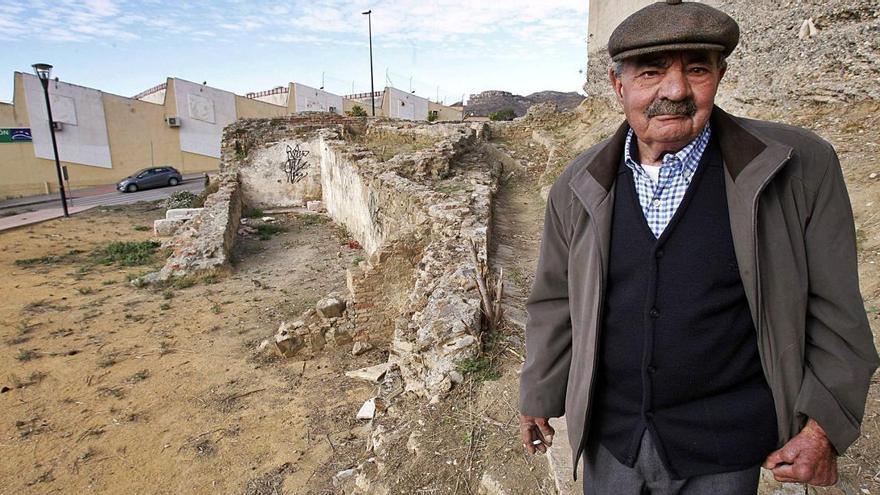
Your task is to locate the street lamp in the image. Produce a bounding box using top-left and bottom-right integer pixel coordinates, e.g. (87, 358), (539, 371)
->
(32, 63), (69, 218)
(362, 10), (375, 116)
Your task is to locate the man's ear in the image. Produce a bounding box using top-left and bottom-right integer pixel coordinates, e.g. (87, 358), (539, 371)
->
(608, 66), (625, 104)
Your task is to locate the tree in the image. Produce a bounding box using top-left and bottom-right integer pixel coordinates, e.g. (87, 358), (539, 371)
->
(488, 108), (516, 121)
(346, 105), (368, 117)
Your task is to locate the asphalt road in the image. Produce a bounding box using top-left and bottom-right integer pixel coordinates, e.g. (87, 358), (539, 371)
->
(0, 178), (206, 214)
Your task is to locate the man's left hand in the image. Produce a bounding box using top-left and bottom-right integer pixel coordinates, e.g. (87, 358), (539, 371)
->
(763, 418), (838, 486)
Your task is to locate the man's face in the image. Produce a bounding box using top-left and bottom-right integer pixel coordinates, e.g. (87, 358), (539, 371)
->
(609, 50), (725, 148)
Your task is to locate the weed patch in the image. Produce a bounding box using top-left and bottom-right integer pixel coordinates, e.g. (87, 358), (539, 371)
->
(93, 240), (161, 267)
(14, 249), (83, 267)
(256, 224), (286, 240)
(455, 355), (500, 382)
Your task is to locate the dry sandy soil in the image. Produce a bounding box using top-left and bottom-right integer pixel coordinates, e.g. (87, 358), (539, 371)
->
(0, 203), (390, 494)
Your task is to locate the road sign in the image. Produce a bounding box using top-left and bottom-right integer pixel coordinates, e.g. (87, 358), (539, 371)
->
(0, 128), (32, 143)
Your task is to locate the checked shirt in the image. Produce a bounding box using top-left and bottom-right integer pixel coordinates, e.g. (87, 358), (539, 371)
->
(623, 123), (712, 238)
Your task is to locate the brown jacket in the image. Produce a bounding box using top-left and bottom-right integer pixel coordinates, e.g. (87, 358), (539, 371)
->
(519, 106), (880, 480)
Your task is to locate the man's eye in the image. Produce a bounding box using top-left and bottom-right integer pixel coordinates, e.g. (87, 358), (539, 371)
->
(641, 71), (660, 77)
(689, 67), (709, 74)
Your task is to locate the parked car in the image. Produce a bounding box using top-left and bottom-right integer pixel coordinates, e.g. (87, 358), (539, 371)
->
(117, 167), (183, 192)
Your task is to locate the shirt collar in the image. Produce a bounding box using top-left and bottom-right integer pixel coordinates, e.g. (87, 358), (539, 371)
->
(624, 122), (712, 179)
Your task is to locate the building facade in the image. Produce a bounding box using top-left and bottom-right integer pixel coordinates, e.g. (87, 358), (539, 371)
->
(0, 74), (462, 199)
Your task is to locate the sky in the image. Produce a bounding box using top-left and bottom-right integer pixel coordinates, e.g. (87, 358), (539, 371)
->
(0, 0), (589, 105)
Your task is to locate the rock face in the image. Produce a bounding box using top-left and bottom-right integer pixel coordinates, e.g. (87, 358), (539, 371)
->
(584, 0), (880, 106)
(465, 90), (585, 118)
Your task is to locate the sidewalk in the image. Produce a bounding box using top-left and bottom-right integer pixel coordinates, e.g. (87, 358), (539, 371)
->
(0, 204), (97, 231)
(0, 172), (209, 210)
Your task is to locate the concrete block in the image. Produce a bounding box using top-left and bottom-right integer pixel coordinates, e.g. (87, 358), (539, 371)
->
(165, 208), (203, 220)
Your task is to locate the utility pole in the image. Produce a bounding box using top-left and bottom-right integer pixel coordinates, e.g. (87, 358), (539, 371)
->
(32, 63), (69, 218)
(362, 10), (375, 116)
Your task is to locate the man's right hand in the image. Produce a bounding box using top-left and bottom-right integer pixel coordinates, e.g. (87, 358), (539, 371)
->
(520, 414), (555, 454)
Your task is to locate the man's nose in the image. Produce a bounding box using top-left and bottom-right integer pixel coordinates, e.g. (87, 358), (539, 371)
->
(658, 68), (689, 101)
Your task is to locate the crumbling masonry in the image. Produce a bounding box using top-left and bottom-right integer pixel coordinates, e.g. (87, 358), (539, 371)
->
(148, 114), (501, 399)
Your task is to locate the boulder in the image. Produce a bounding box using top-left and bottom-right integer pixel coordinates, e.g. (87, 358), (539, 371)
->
(274, 333), (303, 357)
(316, 296), (346, 319)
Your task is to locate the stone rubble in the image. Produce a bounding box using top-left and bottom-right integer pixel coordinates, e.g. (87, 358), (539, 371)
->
(351, 341), (373, 356)
(153, 207), (204, 237)
(344, 362), (394, 383)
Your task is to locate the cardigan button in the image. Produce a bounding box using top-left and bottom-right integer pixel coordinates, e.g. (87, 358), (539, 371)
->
(647, 365), (657, 374)
(649, 307), (660, 318)
(655, 249), (664, 259)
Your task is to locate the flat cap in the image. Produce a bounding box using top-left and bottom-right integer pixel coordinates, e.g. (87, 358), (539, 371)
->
(608, 0), (740, 62)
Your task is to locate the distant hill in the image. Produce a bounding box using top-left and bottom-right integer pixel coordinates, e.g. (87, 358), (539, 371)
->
(464, 90), (585, 117)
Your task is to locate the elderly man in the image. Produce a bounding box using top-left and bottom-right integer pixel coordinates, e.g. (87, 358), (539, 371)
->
(518, 1), (879, 494)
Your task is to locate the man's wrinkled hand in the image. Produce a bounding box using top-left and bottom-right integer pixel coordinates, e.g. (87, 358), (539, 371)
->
(762, 418), (838, 486)
(519, 414), (555, 454)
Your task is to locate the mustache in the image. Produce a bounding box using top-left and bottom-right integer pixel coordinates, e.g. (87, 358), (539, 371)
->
(645, 98), (697, 118)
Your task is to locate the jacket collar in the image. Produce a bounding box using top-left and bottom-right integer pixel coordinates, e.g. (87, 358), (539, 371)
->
(568, 105), (792, 210)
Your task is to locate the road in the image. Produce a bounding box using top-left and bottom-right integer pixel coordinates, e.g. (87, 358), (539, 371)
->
(0, 177), (206, 214)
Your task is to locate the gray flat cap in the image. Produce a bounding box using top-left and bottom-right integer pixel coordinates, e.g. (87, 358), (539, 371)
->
(608, 0), (740, 62)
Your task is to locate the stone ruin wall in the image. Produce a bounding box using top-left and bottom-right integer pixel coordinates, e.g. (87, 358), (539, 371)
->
(151, 113), (501, 399)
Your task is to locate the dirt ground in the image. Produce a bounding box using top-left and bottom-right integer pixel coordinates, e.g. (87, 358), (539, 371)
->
(0, 202), (390, 494)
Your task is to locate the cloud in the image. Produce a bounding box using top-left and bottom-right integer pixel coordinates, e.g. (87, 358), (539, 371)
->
(1, 0), (586, 50)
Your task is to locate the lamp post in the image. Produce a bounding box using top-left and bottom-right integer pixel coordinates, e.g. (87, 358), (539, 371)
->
(362, 10), (375, 116)
(32, 63), (69, 218)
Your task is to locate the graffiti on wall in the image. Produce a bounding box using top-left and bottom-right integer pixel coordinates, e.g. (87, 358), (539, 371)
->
(282, 144), (310, 184)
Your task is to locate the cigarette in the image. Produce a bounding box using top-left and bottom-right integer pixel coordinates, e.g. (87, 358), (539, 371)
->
(532, 439), (543, 445)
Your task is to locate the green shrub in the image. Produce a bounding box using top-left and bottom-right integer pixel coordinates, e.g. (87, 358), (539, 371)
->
(165, 191), (199, 210)
(346, 105), (368, 117)
(427, 110), (439, 122)
(489, 108), (516, 121)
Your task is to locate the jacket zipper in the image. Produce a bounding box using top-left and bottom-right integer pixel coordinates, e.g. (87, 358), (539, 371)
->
(572, 198), (606, 477)
(750, 151), (793, 392)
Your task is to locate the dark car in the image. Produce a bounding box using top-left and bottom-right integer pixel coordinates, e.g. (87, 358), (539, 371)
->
(117, 167), (183, 193)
